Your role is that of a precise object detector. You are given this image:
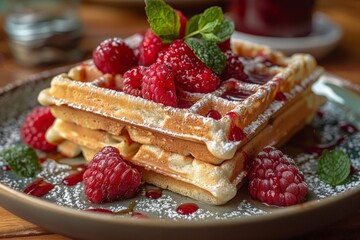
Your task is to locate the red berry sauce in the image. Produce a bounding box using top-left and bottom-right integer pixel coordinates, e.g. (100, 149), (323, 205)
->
(132, 212), (148, 218)
(226, 112), (246, 141)
(86, 208), (113, 214)
(245, 72), (274, 85)
(221, 88), (253, 101)
(176, 203), (199, 215)
(145, 189), (162, 199)
(229, 124), (246, 141)
(62, 170), (86, 186)
(275, 91), (287, 101)
(339, 122), (358, 135)
(24, 178), (54, 197)
(206, 110), (222, 120)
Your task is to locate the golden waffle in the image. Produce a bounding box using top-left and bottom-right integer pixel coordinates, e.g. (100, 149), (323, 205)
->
(39, 39), (322, 204)
(45, 86), (320, 205)
(39, 40), (321, 162)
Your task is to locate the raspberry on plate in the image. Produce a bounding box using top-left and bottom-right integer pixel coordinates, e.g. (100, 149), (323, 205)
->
(83, 146), (141, 204)
(20, 106), (56, 152)
(123, 66), (147, 97)
(142, 63), (177, 107)
(248, 146), (308, 207)
(138, 29), (169, 66)
(93, 38), (137, 75)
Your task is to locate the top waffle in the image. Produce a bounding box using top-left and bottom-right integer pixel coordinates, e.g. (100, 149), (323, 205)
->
(38, 39), (321, 163)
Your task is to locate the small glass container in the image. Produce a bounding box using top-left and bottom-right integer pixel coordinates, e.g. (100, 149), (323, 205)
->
(4, 0), (83, 66)
(229, 0), (315, 37)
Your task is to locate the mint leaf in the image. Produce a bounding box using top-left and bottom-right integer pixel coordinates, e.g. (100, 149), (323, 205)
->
(214, 19), (234, 42)
(198, 6), (224, 30)
(317, 150), (351, 187)
(0, 145), (41, 178)
(184, 6), (233, 43)
(203, 33), (221, 42)
(185, 38), (226, 75)
(185, 14), (201, 36)
(145, 0), (180, 43)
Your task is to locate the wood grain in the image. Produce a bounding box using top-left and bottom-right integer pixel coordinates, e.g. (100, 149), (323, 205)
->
(0, 0), (360, 239)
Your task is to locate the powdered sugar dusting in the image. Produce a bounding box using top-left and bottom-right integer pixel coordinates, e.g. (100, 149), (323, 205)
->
(1, 76), (359, 221)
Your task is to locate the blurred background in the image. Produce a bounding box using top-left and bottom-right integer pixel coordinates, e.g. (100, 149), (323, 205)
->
(0, 0), (359, 87)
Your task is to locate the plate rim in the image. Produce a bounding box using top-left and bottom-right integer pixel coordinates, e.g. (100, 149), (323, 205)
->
(1, 180), (360, 227)
(1, 70), (360, 238)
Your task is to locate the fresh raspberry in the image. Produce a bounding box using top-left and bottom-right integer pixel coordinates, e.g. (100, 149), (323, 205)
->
(157, 39), (205, 76)
(142, 63), (177, 107)
(176, 67), (220, 93)
(123, 66), (147, 97)
(138, 29), (169, 66)
(83, 146), (141, 204)
(157, 39), (219, 93)
(248, 146), (308, 207)
(20, 106), (56, 152)
(93, 38), (137, 75)
(175, 10), (187, 38)
(218, 39), (231, 52)
(221, 50), (248, 81)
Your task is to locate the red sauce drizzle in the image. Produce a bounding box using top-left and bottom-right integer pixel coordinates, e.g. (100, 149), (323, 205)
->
(86, 208), (113, 214)
(339, 122), (358, 134)
(132, 212), (148, 218)
(221, 89), (253, 101)
(245, 72), (274, 85)
(206, 110), (222, 120)
(226, 112), (245, 141)
(229, 124), (246, 141)
(177, 100), (194, 109)
(24, 178), (54, 197)
(62, 170), (86, 186)
(275, 91), (287, 101)
(146, 189), (162, 199)
(176, 203), (199, 215)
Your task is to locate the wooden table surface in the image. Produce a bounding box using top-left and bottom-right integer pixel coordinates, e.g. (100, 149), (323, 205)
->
(0, 1), (360, 239)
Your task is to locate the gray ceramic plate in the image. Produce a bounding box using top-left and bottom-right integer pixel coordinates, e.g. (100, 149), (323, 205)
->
(0, 72), (360, 240)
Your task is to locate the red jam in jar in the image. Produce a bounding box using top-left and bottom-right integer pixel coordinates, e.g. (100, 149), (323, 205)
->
(229, 0), (315, 37)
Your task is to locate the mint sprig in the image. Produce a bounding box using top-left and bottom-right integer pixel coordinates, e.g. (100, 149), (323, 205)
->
(317, 150), (351, 187)
(185, 6), (233, 43)
(0, 145), (41, 178)
(185, 38), (226, 75)
(145, 0), (180, 43)
(145, 0), (234, 74)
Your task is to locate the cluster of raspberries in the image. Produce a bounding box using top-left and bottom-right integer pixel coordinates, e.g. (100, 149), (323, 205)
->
(92, 10), (247, 107)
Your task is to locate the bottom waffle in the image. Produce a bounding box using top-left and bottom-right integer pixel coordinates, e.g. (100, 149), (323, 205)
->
(46, 88), (321, 205)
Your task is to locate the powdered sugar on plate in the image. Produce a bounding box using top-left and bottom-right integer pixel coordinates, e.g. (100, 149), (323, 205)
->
(0, 76), (359, 221)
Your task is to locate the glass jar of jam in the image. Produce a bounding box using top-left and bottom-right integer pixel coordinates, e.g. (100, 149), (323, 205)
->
(229, 0), (315, 37)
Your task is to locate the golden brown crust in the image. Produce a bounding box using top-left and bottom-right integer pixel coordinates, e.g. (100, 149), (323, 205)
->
(39, 39), (323, 205)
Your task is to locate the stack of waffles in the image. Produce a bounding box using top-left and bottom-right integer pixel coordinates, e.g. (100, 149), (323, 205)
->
(38, 39), (323, 205)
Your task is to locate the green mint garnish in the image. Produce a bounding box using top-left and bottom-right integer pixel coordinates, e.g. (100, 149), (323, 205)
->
(145, 0), (180, 43)
(0, 145), (41, 178)
(145, 0), (234, 74)
(317, 150), (351, 187)
(185, 38), (226, 75)
(185, 6), (234, 43)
